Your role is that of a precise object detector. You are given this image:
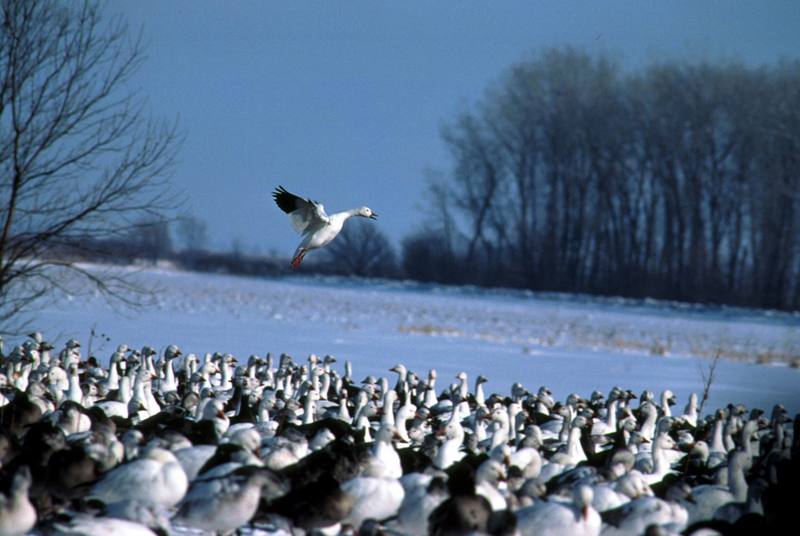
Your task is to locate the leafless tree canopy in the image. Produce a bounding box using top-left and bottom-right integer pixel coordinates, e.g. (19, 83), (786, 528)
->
(176, 215), (208, 252)
(414, 49), (800, 310)
(322, 220), (397, 277)
(0, 0), (181, 331)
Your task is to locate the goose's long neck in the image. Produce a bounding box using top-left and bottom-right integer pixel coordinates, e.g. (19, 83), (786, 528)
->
(395, 405), (412, 440)
(475, 381), (485, 406)
(257, 397), (271, 424)
(641, 404), (657, 440)
(723, 422), (736, 452)
(652, 437), (669, 475)
(352, 394), (367, 426)
(107, 360), (120, 390)
(381, 392), (396, 426)
(685, 394), (697, 414)
(133, 369), (146, 398)
(491, 416), (510, 449)
(164, 359), (176, 387)
(729, 459), (748, 502)
(423, 380), (437, 407)
(457, 377), (468, 401)
(221, 360), (233, 388)
(119, 375), (132, 403)
(661, 395), (672, 417)
(741, 422), (758, 460)
(328, 209), (360, 226)
(771, 420), (784, 455)
(567, 425), (585, 460)
(67, 369), (82, 403)
(710, 418), (725, 453)
(311, 370), (321, 394)
(145, 355), (157, 377)
(344, 360), (352, 382)
(508, 405), (520, 440)
(559, 407), (574, 443)
(319, 372), (330, 400)
(303, 396), (315, 425)
(606, 399), (618, 431)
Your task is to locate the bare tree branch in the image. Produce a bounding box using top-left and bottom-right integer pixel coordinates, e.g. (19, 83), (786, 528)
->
(697, 349), (722, 417)
(0, 0), (182, 333)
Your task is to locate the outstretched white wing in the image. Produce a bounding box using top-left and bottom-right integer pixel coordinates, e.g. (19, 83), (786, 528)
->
(272, 186), (330, 235)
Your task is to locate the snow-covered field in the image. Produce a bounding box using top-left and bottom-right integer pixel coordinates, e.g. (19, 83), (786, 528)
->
(24, 265), (800, 414)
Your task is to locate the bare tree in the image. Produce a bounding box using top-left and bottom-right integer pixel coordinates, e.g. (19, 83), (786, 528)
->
(130, 219), (173, 262)
(323, 220), (397, 277)
(176, 215), (208, 252)
(401, 228), (459, 283)
(0, 0), (181, 332)
(424, 48), (800, 310)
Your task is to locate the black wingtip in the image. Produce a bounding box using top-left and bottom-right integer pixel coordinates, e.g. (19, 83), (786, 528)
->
(271, 185), (287, 200)
(272, 185), (301, 214)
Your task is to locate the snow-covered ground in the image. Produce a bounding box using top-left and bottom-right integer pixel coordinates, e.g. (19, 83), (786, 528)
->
(23, 265), (800, 414)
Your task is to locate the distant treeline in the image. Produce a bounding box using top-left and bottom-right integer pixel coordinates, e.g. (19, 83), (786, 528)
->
(51, 50), (800, 311)
(43, 221), (286, 278)
(402, 49), (800, 311)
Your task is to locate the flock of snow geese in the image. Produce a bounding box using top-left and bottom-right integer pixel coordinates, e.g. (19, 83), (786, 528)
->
(0, 332), (795, 535)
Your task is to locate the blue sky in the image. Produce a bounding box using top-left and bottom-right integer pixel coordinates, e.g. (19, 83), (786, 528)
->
(108, 1), (800, 256)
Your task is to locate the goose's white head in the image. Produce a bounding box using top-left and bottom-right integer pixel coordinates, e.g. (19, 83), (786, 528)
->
(476, 459), (506, 484)
(357, 206), (378, 219)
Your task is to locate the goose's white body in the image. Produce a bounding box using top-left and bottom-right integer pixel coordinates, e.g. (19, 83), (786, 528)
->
(174, 469), (284, 533)
(49, 517), (158, 536)
(601, 496), (688, 536)
(0, 467), (36, 536)
(516, 486), (601, 536)
(340, 476), (405, 529)
(90, 447), (188, 508)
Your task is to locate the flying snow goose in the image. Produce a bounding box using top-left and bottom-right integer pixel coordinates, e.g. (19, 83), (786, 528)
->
(272, 185), (378, 269)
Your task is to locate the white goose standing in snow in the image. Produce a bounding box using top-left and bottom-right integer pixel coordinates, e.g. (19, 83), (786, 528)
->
(173, 466), (287, 534)
(339, 426), (405, 529)
(516, 485), (601, 536)
(272, 185), (378, 269)
(0, 466), (36, 536)
(90, 446), (188, 509)
(474, 459), (507, 511)
(364, 424), (403, 479)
